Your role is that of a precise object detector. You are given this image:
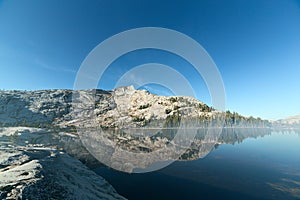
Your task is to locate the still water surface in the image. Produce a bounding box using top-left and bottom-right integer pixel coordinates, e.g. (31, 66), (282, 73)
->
(95, 131), (300, 200)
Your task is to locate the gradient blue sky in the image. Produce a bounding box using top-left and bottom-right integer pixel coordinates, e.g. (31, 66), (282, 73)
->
(0, 0), (300, 120)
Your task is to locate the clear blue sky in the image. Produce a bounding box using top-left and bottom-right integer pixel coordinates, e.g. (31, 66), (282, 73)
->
(0, 0), (300, 120)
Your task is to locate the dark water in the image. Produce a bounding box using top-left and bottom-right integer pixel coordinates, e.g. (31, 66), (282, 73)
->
(95, 131), (300, 200)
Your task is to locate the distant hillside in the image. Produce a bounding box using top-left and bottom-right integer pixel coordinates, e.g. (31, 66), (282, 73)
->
(0, 86), (270, 129)
(277, 115), (300, 124)
(274, 114), (300, 129)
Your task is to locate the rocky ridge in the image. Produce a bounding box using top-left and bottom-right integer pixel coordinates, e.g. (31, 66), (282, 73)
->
(277, 115), (300, 124)
(0, 86), (216, 129)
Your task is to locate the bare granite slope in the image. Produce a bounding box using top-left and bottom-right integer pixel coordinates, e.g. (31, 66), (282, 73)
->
(0, 127), (126, 200)
(0, 86), (215, 128)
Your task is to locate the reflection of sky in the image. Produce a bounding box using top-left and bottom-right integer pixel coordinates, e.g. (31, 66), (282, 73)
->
(236, 132), (300, 167)
(163, 131), (300, 199)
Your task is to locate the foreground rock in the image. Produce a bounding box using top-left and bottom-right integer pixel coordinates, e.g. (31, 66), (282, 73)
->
(0, 127), (126, 200)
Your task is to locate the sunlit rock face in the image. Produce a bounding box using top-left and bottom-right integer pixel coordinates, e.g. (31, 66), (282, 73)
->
(70, 85), (217, 129)
(0, 86), (216, 129)
(0, 90), (73, 126)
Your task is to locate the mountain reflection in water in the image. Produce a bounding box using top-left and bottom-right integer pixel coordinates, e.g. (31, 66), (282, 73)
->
(93, 129), (300, 200)
(3, 126), (299, 200)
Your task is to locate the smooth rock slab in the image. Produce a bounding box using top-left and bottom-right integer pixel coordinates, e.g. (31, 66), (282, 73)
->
(0, 146), (126, 200)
